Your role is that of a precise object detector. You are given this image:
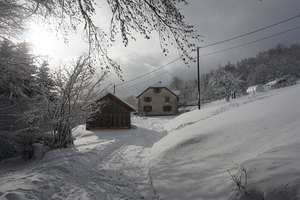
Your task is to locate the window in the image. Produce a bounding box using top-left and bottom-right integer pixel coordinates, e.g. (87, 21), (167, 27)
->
(144, 97), (152, 102)
(143, 106), (152, 112)
(165, 97), (170, 102)
(163, 105), (172, 112)
(153, 88), (161, 93)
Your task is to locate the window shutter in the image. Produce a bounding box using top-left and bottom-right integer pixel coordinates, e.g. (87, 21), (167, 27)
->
(144, 97), (152, 102)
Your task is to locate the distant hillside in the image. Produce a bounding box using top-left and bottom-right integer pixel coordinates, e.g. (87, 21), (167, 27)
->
(172, 44), (300, 104)
(151, 83), (300, 200)
(231, 43), (300, 89)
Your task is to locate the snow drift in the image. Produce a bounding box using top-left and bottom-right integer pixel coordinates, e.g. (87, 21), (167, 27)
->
(1, 84), (300, 200)
(150, 84), (300, 200)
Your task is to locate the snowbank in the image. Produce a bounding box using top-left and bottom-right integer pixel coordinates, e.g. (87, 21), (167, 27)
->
(1, 84), (300, 200)
(150, 84), (300, 200)
(0, 125), (164, 200)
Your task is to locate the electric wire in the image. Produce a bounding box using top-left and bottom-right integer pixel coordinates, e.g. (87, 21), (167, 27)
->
(115, 14), (300, 88)
(199, 26), (300, 58)
(200, 14), (300, 48)
(115, 53), (190, 86)
(119, 70), (171, 90)
(118, 26), (300, 90)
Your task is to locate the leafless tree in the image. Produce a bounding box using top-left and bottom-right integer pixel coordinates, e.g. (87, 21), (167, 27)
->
(42, 56), (108, 149)
(0, 0), (200, 73)
(209, 68), (243, 101)
(169, 76), (184, 91)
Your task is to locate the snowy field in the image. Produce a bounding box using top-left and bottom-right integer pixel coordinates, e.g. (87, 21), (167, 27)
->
(1, 84), (300, 200)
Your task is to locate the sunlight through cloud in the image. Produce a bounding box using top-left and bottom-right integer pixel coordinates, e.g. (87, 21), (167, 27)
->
(24, 23), (60, 56)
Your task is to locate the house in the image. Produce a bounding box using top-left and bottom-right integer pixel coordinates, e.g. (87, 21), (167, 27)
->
(246, 84), (264, 94)
(86, 93), (135, 130)
(136, 86), (179, 116)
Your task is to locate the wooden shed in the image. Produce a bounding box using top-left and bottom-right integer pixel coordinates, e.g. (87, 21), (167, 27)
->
(86, 93), (135, 130)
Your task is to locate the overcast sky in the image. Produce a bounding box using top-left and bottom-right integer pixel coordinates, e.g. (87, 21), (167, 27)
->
(28, 0), (300, 98)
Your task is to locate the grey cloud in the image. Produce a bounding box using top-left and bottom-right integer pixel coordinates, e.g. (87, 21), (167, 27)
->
(86, 0), (300, 96)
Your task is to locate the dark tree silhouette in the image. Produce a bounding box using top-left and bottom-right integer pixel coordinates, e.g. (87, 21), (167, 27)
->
(0, 0), (200, 73)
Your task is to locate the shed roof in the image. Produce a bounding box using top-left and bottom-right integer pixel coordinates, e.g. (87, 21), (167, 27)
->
(97, 93), (135, 112)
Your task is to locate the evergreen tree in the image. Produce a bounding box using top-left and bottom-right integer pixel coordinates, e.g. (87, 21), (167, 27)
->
(0, 41), (39, 159)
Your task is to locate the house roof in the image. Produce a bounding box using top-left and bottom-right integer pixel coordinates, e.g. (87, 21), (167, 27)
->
(171, 90), (181, 96)
(136, 87), (179, 99)
(97, 93), (136, 112)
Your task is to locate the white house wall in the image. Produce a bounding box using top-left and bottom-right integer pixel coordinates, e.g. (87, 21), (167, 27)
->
(138, 88), (178, 116)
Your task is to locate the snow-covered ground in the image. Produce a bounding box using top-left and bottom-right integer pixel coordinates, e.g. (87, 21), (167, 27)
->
(1, 84), (300, 200)
(0, 118), (168, 200)
(151, 84), (300, 200)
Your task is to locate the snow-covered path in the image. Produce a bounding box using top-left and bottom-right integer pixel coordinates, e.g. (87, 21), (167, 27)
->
(0, 117), (170, 200)
(81, 116), (171, 200)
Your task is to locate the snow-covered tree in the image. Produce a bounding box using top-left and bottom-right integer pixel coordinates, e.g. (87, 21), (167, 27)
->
(179, 79), (197, 105)
(200, 73), (216, 102)
(209, 68), (243, 101)
(169, 76), (184, 91)
(175, 44), (300, 106)
(36, 62), (55, 94)
(0, 41), (39, 159)
(0, 41), (37, 102)
(220, 44), (300, 94)
(42, 56), (108, 149)
(0, 42), (108, 158)
(0, 0), (199, 71)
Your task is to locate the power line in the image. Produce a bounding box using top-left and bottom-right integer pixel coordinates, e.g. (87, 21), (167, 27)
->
(115, 87), (128, 96)
(115, 52), (191, 86)
(199, 26), (300, 57)
(119, 70), (172, 89)
(115, 14), (300, 87)
(201, 14), (300, 48)
(118, 26), (300, 89)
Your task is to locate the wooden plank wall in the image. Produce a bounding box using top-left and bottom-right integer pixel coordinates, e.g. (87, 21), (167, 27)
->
(87, 97), (131, 129)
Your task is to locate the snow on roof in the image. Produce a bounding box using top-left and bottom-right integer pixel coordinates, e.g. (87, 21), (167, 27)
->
(171, 90), (181, 96)
(136, 86), (179, 98)
(97, 92), (135, 111)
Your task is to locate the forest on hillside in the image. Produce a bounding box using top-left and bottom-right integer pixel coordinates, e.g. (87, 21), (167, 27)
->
(169, 44), (300, 104)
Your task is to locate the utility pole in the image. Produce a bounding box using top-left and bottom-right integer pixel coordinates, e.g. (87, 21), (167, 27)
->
(113, 84), (116, 95)
(197, 47), (201, 110)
